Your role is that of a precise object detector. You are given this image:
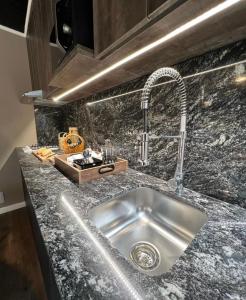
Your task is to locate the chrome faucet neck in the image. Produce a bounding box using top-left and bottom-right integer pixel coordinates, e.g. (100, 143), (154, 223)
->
(138, 67), (187, 195)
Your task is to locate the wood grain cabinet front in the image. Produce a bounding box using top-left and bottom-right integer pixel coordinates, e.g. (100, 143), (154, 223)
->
(26, 0), (246, 103)
(93, 0), (147, 56)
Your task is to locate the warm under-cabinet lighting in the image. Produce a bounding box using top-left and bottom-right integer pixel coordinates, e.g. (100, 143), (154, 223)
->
(235, 75), (246, 83)
(86, 59), (246, 106)
(53, 0), (242, 102)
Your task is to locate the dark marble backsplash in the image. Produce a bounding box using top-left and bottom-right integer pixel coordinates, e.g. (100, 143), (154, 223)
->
(35, 107), (64, 146)
(35, 40), (246, 208)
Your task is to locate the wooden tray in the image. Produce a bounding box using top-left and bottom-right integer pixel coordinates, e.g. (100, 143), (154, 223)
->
(55, 153), (128, 184)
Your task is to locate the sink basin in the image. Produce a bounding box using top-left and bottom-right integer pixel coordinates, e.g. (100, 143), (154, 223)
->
(89, 187), (207, 276)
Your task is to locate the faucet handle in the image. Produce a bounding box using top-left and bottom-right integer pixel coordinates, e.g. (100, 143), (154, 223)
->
(137, 133), (149, 166)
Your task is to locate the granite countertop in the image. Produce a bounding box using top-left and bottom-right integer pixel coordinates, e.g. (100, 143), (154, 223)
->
(17, 148), (246, 300)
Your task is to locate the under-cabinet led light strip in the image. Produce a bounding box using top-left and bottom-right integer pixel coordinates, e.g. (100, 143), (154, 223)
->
(86, 58), (246, 106)
(53, 0), (242, 102)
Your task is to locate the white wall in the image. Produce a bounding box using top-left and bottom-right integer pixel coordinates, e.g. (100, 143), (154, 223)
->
(0, 28), (37, 207)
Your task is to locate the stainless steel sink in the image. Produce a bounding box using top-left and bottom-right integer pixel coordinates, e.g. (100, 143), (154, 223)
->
(89, 187), (207, 276)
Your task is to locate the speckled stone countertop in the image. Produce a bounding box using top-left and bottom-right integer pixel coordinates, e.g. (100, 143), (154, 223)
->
(17, 149), (246, 300)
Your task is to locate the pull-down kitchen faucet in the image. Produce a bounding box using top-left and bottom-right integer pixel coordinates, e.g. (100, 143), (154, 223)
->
(138, 67), (187, 195)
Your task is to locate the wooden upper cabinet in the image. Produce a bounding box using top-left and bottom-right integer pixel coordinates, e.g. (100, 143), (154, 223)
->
(93, 0), (147, 56)
(26, 0), (246, 103)
(26, 0), (55, 91)
(93, 0), (186, 58)
(146, 0), (187, 20)
(147, 0), (168, 16)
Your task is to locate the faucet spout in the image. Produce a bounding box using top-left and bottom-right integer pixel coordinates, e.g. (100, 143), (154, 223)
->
(138, 67), (187, 195)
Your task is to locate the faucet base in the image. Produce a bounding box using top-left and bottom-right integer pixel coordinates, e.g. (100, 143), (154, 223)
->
(138, 159), (150, 166)
(167, 177), (183, 196)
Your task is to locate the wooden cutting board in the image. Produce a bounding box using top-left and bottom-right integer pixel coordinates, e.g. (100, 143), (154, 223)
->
(32, 151), (56, 164)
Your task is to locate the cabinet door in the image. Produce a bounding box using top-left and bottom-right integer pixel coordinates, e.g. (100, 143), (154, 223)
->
(93, 0), (147, 55)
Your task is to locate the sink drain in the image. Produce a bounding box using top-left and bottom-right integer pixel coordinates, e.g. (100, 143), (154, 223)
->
(130, 241), (160, 271)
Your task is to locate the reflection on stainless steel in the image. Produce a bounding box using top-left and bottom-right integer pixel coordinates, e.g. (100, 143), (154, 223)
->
(60, 192), (143, 300)
(138, 67), (187, 195)
(89, 187), (207, 276)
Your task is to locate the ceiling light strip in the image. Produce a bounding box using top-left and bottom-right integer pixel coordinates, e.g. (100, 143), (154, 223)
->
(86, 58), (246, 106)
(53, 0), (241, 101)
